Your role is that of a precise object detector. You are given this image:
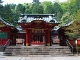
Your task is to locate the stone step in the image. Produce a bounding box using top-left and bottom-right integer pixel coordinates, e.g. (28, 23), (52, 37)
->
(5, 49), (70, 51)
(6, 46), (69, 48)
(0, 46), (5, 52)
(3, 46), (73, 56)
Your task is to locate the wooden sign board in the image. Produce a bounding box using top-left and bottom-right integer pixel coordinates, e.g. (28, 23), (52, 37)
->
(16, 38), (23, 44)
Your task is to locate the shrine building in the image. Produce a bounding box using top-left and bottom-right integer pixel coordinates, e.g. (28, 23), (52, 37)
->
(17, 14), (59, 46)
(0, 18), (18, 45)
(0, 14), (63, 46)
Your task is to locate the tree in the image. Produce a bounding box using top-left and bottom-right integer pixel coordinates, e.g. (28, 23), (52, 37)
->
(15, 4), (25, 14)
(0, 0), (3, 17)
(32, 4), (43, 14)
(43, 2), (55, 14)
(3, 4), (13, 23)
(68, 0), (76, 14)
(53, 2), (63, 21)
(41, 1), (54, 14)
(33, 0), (40, 4)
(68, 0), (80, 14)
(0, 4), (4, 17)
(9, 4), (16, 10)
(0, 0), (3, 3)
(60, 2), (69, 13)
(24, 3), (32, 14)
(59, 12), (75, 26)
(75, 0), (80, 11)
(45, 5), (54, 14)
(65, 10), (80, 39)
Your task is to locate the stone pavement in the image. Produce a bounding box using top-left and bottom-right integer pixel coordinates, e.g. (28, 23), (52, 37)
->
(0, 56), (80, 60)
(0, 52), (80, 60)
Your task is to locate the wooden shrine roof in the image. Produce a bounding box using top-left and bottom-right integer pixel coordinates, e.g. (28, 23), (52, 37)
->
(20, 14), (55, 17)
(18, 14), (59, 24)
(0, 18), (13, 27)
(0, 18), (18, 32)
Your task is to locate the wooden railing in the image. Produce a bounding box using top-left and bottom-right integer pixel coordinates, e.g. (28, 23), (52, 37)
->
(4, 39), (11, 47)
(66, 39), (74, 55)
(3, 39), (11, 51)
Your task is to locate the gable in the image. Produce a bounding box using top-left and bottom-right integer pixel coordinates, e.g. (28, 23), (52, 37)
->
(0, 20), (6, 27)
(30, 20), (46, 28)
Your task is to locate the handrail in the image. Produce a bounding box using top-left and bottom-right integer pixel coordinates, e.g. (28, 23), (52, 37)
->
(4, 39), (11, 47)
(3, 39), (11, 51)
(66, 39), (74, 55)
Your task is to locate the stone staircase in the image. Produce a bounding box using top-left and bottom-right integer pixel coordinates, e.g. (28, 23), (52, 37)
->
(0, 46), (5, 52)
(3, 46), (73, 56)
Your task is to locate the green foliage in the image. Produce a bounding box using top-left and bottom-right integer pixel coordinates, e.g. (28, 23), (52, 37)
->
(60, 2), (69, 13)
(53, 2), (63, 20)
(23, 3), (32, 14)
(41, 1), (53, 14)
(9, 4), (16, 9)
(60, 12), (74, 26)
(68, 0), (80, 14)
(0, 5), (4, 16)
(60, 12), (69, 26)
(45, 5), (54, 14)
(58, 0), (80, 39)
(32, 4), (43, 14)
(15, 4), (25, 14)
(3, 4), (12, 23)
(33, 0), (40, 4)
(65, 10), (80, 39)
(75, 0), (80, 10)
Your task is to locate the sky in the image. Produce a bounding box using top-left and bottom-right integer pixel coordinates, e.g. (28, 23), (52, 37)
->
(2, 0), (68, 5)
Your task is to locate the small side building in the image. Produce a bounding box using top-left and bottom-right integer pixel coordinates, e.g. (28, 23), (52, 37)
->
(0, 18), (18, 46)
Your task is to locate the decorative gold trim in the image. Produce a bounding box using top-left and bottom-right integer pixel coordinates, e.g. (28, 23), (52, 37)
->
(34, 20), (42, 23)
(47, 43), (50, 46)
(25, 24), (27, 25)
(26, 43), (28, 46)
(11, 27), (14, 29)
(49, 24), (52, 25)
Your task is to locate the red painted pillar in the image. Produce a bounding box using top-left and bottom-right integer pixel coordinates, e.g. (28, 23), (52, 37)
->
(44, 30), (47, 46)
(26, 29), (29, 46)
(47, 29), (50, 46)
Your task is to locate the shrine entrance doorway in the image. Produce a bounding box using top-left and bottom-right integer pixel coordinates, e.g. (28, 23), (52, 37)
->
(30, 29), (46, 46)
